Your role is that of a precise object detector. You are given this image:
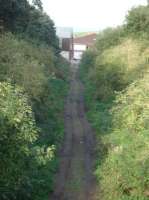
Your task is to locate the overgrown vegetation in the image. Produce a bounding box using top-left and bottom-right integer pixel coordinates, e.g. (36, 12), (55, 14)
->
(0, 1), (69, 200)
(80, 4), (149, 200)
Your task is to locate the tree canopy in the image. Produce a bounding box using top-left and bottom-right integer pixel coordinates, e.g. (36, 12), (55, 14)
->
(0, 0), (58, 48)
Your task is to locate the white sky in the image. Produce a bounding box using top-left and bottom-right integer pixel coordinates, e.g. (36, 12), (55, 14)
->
(42, 0), (147, 32)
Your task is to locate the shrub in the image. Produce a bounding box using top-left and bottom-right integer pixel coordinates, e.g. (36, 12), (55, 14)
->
(95, 26), (125, 52)
(90, 38), (149, 101)
(0, 33), (55, 100)
(0, 82), (38, 199)
(80, 9), (149, 199)
(0, 32), (69, 200)
(96, 73), (149, 200)
(0, 0), (69, 198)
(126, 5), (149, 39)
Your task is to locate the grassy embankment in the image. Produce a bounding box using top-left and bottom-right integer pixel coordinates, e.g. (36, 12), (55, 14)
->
(0, 1), (69, 199)
(80, 5), (149, 200)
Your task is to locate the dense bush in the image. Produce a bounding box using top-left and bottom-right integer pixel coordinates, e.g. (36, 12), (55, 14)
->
(0, 82), (36, 199)
(93, 38), (148, 101)
(80, 4), (149, 200)
(0, 82), (58, 200)
(0, 0), (69, 198)
(96, 74), (149, 200)
(95, 26), (125, 52)
(0, 32), (69, 199)
(0, 33), (50, 99)
(126, 5), (149, 39)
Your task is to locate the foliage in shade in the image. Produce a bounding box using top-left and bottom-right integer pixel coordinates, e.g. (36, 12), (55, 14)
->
(0, 0), (59, 49)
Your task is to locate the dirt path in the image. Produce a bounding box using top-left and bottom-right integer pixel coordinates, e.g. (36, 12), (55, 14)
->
(50, 64), (97, 200)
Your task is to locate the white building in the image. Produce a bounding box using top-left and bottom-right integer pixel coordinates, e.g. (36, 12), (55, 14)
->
(56, 27), (74, 61)
(73, 33), (97, 60)
(73, 44), (87, 60)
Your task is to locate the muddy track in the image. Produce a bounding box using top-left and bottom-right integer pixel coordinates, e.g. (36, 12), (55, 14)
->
(50, 64), (97, 200)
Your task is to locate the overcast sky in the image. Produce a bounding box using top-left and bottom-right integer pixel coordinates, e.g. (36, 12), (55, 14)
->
(42, 0), (147, 32)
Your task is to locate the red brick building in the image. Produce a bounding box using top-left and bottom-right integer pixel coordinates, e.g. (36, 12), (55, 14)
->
(74, 33), (97, 47)
(73, 33), (97, 60)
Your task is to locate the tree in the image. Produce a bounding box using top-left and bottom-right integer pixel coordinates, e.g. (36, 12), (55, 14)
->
(32, 0), (43, 10)
(95, 26), (125, 52)
(0, 0), (30, 32)
(126, 5), (149, 38)
(26, 8), (58, 47)
(0, 0), (59, 49)
(0, 82), (38, 200)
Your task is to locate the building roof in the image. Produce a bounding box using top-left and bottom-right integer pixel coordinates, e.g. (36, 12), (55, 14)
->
(74, 33), (97, 46)
(56, 27), (73, 38)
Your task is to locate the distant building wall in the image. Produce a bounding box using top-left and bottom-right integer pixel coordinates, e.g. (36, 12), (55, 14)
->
(74, 44), (86, 51)
(56, 27), (74, 61)
(73, 33), (97, 60)
(73, 33), (97, 47)
(73, 44), (87, 60)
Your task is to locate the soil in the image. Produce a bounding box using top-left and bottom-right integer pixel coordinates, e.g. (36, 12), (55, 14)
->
(50, 64), (97, 200)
